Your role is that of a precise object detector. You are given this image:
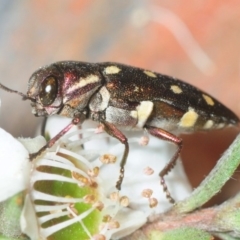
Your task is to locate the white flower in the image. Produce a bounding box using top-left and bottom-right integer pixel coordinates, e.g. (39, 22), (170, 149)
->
(0, 116), (191, 240)
(0, 128), (30, 202)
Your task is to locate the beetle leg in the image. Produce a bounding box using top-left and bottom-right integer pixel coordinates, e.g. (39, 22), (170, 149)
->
(41, 117), (48, 137)
(146, 126), (183, 204)
(29, 117), (81, 161)
(101, 121), (129, 190)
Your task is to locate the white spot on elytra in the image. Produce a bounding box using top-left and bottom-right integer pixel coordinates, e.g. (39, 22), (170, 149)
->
(143, 70), (157, 78)
(202, 94), (214, 106)
(179, 108), (199, 128)
(203, 119), (214, 129)
(99, 86), (110, 110)
(170, 85), (183, 94)
(216, 123), (225, 129)
(136, 101), (154, 128)
(130, 110), (138, 119)
(104, 66), (121, 74)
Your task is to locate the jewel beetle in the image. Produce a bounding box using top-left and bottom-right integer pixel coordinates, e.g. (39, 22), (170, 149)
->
(0, 61), (239, 203)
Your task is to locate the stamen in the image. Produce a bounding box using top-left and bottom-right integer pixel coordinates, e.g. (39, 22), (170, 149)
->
(109, 192), (120, 201)
(108, 220), (120, 230)
(143, 166), (154, 175)
(139, 135), (149, 146)
(83, 194), (96, 204)
(100, 154), (117, 164)
(142, 189), (153, 198)
(120, 196), (130, 207)
(88, 167), (100, 177)
(149, 198), (158, 208)
(68, 203), (78, 218)
(102, 215), (112, 223)
(72, 171), (90, 186)
(93, 201), (104, 211)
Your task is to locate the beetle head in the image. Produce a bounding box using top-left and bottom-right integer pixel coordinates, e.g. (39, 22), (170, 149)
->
(0, 61), (102, 119)
(27, 63), (63, 117)
(28, 61), (102, 118)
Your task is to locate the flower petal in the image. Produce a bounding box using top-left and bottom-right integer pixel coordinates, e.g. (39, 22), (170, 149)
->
(20, 194), (39, 240)
(0, 128), (30, 201)
(110, 209), (147, 239)
(18, 135), (46, 154)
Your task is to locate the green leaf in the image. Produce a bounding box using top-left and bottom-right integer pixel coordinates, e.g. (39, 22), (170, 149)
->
(150, 227), (212, 240)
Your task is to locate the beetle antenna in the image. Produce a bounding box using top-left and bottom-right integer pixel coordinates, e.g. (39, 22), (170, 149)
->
(0, 83), (36, 102)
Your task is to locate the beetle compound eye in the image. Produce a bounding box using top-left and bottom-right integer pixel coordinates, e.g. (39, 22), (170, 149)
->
(39, 76), (58, 106)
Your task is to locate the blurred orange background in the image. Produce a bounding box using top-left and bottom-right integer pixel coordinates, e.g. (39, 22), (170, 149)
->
(0, 0), (239, 205)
